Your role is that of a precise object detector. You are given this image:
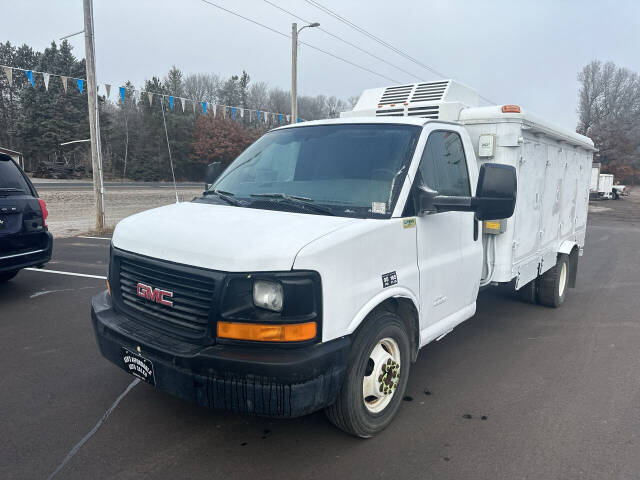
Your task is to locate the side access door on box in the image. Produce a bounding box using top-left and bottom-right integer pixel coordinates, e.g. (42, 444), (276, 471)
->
(409, 125), (483, 345)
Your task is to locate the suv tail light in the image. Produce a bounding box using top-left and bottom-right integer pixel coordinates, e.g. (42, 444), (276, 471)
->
(38, 198), (48, 227)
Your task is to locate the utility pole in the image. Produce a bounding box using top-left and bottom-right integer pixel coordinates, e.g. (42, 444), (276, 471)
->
(291, 23), (297, 125)
(291, 21), (319, 125)
(83, 0), (105, 232)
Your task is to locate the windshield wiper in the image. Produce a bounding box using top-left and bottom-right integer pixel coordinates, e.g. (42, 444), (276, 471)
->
(0, 187), (24, 192)
(202, 189), (244, 206)
(250, 193), (335, 216)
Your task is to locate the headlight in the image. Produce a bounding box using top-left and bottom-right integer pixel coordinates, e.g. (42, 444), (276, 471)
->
(253, 280), (283, 312)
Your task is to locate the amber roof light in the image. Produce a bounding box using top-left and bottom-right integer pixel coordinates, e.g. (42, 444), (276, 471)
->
(502, 105), (521, 113)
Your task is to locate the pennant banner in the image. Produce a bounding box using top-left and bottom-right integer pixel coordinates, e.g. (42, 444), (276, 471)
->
(0, 65), (297, 125)
(2, 66), (12, 86)
(25, 70), (34, 87)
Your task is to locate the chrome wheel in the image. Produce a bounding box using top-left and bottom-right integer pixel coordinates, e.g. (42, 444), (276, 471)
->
(362, 337), (401, 413)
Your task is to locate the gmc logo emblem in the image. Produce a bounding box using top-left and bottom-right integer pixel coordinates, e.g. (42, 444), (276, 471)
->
(136, 282), (174, 307)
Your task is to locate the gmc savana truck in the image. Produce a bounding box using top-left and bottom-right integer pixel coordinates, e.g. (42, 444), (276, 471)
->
(91, 80), (594, 437)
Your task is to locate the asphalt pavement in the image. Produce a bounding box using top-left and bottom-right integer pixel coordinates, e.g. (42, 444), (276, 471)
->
(1, 202), (639, 480)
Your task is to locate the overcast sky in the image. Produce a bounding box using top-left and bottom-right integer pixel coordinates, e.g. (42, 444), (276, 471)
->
(3, 0), (640, 130)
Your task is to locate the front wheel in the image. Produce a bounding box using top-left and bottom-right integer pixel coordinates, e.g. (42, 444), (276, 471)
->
(325, 309), (411, 438)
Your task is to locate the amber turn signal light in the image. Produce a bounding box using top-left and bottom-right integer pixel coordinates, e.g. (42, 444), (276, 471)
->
(217, 321), (317, 342)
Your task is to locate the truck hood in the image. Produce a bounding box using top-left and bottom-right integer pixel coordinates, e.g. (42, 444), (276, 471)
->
(111, 202), (358, 271)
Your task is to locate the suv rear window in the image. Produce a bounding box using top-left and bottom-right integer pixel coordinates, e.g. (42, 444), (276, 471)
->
(0, 156), (30, 193)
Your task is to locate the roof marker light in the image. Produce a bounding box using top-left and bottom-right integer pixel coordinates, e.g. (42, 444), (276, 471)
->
(502, 105), (521, 113)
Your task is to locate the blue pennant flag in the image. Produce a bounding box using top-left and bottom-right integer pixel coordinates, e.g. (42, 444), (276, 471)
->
(169, 96), (174, 111)
(231, 107), (236, 120)
(119, 86), (125, 103)
(202, 102), (207, 115)
(297, 117), (302, 123)
(278, 114), (283, 124)
(25, 70), (34, 87)
(76, 79), (84, 94)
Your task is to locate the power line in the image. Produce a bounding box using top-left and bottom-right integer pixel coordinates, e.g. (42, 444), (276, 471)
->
(303, 0), (447, 78)
(303, 0), (495, 104)
(199, 0), (400, 84)
(262, 0), (424, 83)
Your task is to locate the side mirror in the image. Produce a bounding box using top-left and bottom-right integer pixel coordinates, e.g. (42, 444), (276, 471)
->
(413, 185), (438, 215)
(473, 163), (517, 220)
(204, 162), (224, 189)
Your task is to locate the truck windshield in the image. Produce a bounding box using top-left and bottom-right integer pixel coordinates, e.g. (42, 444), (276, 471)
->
(210, 124), (421, 218)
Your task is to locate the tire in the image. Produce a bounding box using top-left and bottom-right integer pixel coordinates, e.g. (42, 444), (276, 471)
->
(538, 254), (569, 308)
(0, 270), (19, 283)
(612, 190), (619, 200)
(325, 309), (411, 438)
(515, 278), (538, 304)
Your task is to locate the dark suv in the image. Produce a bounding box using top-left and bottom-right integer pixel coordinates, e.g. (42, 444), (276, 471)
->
(0, 153), (52, 282)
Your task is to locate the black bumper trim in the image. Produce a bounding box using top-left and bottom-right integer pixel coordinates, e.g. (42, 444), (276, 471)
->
(0, 232), (52, 273)
(91, 291), (350, 417)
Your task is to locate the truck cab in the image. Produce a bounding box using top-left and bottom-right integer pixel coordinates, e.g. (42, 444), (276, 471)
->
(92, 80), (593, 438)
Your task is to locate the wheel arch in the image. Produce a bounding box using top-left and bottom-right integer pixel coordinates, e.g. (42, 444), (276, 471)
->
(346, 288), (420, 363)
(557, 241), (580, 288)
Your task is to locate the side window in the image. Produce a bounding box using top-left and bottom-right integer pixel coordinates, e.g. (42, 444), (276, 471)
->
(417, 130), (470, 197)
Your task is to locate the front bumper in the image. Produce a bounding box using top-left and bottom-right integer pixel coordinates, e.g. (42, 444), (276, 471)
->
(91, 291), (350, 417)
(0, 231), (53, 273)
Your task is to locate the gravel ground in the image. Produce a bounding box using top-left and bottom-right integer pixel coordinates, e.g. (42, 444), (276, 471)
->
(40, 185), (637, 238)
(40, 188), (203, 237)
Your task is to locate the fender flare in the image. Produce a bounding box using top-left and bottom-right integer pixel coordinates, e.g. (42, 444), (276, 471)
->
(345, 286), (419, 336)
(558, 240), (579, 256)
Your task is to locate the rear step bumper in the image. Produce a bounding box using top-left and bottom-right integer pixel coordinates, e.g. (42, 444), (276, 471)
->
(0, 232), (53, 272)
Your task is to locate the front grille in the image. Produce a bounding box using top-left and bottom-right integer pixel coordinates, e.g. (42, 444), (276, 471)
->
(116, 255), (216, 341)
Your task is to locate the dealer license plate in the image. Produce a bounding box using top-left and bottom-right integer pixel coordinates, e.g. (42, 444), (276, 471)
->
(121, 347), (155, 385)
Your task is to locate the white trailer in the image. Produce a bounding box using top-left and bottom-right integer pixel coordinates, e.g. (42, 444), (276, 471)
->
(590, 163), (601, 192)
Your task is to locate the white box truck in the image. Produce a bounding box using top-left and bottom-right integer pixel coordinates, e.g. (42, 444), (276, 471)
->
(598, 173), (614, 199)
(91, 80), (594, 437)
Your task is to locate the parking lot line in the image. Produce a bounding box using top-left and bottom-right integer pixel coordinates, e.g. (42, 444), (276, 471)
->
(25, 267), (107, 280)
(46, 378), (140, 480)
(77, 236), (112, 240)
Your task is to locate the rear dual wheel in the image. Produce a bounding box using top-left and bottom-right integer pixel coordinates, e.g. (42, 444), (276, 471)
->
(538, 254), (569, 308)
(515, 254), (571, 308)
(325, 309), (411, 438)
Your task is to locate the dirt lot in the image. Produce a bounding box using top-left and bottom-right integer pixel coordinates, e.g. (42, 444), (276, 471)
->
(40, 188), (203, 237)
(40, 185), (637, 238)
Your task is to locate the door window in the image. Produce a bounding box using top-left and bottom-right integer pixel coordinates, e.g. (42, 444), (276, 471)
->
(417, 131), (470, 196)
